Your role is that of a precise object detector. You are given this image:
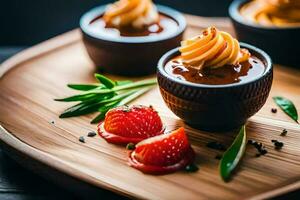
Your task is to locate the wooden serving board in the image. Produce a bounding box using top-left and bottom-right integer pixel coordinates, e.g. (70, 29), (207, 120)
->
(0, 15), (300, 200)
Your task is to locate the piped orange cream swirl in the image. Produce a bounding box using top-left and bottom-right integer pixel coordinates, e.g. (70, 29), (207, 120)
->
(103, 0), (159, 29)
(179, 27), (250, 69)
(240, 0), (300, 27)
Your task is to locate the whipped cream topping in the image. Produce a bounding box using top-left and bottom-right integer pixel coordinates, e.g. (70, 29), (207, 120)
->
(103, 0), (159, 29)
(179, 27), (250, 70)
(240, 0), (300, 27)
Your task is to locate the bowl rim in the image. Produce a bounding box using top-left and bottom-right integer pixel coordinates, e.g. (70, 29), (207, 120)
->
(229, 0), (300, 30)
(157, 43), (273, 89)
(80, 4), (186, 44)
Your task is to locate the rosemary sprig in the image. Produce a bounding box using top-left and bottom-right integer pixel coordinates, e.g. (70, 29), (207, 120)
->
(55, 74), (156, 123)
(67, 84), (100, 91)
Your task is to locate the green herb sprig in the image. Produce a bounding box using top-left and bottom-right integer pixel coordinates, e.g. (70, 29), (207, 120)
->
(273, 96), (299, 124)
(55, 74), (157, 123)
(219, 125), (246, 182)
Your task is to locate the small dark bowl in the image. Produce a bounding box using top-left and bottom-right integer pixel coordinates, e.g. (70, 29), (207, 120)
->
(157, 43), (273, 131)
(229, 0), (300, 68)
(80, 5), (186, 76)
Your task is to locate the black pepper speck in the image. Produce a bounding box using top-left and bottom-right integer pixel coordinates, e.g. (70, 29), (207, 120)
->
(247, 139), (255, 145)
(271, 108), (277, 113)
(79, 136), (85, 143)
(260, 148), (268, 155)
(281, 129), (288, 136)
(271, 139), (284, 150)
(275, 142), (284, 149)
(87, 131), (97, 137)
(185, 163), (199, 172)
(248, 139), (268, 156)
(254, 142), (262, 149)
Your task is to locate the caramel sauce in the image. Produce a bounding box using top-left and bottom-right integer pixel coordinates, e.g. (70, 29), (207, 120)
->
(89, 14), (178, 37)
(165, 56), (265, 85)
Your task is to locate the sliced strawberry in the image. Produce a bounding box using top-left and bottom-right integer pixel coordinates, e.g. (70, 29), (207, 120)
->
(98, 105), (164, 144)
(128, 127), (195, 174)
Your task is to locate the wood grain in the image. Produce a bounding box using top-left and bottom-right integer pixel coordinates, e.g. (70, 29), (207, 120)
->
(0, 16), (300, 200)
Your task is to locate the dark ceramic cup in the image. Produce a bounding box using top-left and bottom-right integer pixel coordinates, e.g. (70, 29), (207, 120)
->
(80, 5), (186, 76)
(229, 0), (300, 68)
(157, 43), (273, 131)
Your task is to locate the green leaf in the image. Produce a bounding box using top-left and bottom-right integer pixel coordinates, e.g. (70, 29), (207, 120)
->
(273, 96), (298, 123)
(219, 125), (247, 182)
(89, 87), (152, 123)
(90, 112), (106, 124)
(116, 86), (153, 107)
(112, 78), (157, 92)
(59, 94), (114, 118)
(56, 76), (157, 121)
(116, 80), (133, 86)
(90, 102), (118, 123)
(95, 74), (116, 89)
(59, 101), (103, 118)
(55, 93), (99, 102)
(100, 89), (140, 104)
(54, 92), (114, 102)
(67, 84), (101, 91)
(60, 78), (156, 99)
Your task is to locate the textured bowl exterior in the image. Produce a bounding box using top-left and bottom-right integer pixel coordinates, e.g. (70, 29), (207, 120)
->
(229, 0), (300, 68)
(157, 44), (273, 131)
(80, 5), (186, 76)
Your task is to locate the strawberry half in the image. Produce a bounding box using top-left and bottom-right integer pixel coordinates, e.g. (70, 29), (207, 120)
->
(128, 127), (195, 174)
(98, 105), (164, 144)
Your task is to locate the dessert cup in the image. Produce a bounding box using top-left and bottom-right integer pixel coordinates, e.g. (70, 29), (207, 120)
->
(229, 0), (300, 68)
(80, 5), (186, 76)
(157, 43), (273, 131)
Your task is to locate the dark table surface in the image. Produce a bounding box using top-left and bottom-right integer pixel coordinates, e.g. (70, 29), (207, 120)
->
(0, 48), (299, 200)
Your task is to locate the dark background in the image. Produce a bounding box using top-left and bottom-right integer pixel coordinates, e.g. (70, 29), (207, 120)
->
(0, 0), (231, 45)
